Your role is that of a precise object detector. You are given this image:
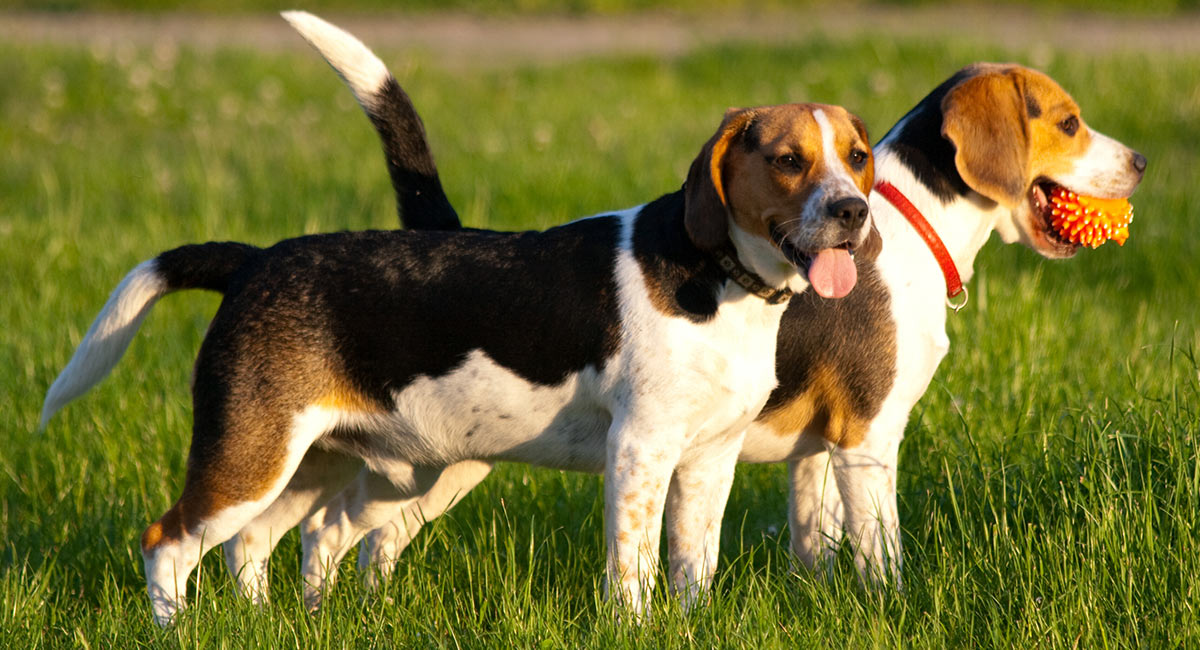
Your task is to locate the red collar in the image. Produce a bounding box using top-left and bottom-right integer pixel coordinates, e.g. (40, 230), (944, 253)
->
(874, 180), (968, 310)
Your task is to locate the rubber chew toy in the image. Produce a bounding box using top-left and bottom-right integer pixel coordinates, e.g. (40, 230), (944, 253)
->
(1048, 186), (1134, 248)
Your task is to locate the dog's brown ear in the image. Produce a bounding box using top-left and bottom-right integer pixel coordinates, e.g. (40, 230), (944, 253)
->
(941, 69), (1030, 206)
(856, 221), (884, 262)
(685, 108), (756, 251)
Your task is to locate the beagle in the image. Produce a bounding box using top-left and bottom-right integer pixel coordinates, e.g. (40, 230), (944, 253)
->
(247, 12), (1145, 597)
(38, 23), (877, 623)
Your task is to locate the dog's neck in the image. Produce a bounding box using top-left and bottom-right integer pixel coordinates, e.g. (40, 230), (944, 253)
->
(630, 192), (792, 322)
(870, 94), (1012, 295)
(727, 223), (808, 295)
(871, 147), (1005, 288)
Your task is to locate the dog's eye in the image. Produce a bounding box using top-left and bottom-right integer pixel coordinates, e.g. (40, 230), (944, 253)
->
(848, 149), (869, 170)
(774, 154), (805, 171)
(1058, 115), (1080, 136)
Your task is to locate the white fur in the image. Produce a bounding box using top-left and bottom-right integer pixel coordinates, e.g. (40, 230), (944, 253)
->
(1054, 128), (1143, 198)
(222, 447), (362, 605)
(40, 259), (166, 429)
(813, 109), (867, 204)
(145, 405), (338, 625)
(728, 223), (809, 294)
(282, 11), (391, 111)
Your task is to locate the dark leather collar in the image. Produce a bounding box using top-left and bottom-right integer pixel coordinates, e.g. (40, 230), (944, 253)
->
(711, 244), (793, 305)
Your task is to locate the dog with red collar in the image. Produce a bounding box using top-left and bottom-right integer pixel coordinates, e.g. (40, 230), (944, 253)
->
(240, 13), (1145, 599)
(39, 23), (877, 622)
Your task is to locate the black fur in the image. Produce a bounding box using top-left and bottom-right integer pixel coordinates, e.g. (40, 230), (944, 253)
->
(880, 69), (975, 204)
(1024, 94), (1042, 119)
(367, 76), (460, 231)
(208, 218), (625, 407)
(631, 191), (726, 322)
(156, 242), (261, 292)
(761, 260), (894, 421)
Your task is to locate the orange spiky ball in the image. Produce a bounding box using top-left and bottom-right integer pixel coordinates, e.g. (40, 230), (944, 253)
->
(1048, 186), (1133, 248)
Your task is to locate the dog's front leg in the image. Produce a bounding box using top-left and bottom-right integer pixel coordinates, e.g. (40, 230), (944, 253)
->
(604, 418), (687, 618)
(787, 448), (845, 575)
(664, 433), (743, 609)
(832, 425), (902, 585)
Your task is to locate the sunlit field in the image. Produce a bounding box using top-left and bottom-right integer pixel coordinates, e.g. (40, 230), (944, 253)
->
(2, 17), (1198, 647)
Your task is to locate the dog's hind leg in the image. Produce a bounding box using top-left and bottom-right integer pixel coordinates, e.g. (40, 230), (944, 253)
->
(141, 404), (335, 626)
(787, 449), (845, 575)
(300, 461), (444, 611)
(222, 447), (363, 605)
(357, 460), (492, 592)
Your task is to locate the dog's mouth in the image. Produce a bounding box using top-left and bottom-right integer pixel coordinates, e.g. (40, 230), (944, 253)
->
(770, 222), (858, 299)
(1028, 180), (1084, 258)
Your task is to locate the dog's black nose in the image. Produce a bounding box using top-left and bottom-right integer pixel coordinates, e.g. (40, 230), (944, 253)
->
(1132, 152), (1147, 175)
(827, 197), (869, 230)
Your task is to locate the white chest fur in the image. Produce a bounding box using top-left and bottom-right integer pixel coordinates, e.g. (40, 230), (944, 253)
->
(611, 210), (784, 452)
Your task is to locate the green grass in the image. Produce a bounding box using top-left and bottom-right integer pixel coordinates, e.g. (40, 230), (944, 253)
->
(2, 28), (1199, 649)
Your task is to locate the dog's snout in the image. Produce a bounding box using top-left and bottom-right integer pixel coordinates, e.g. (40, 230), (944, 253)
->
(827, 197), (869, 230)
(1131, 152), (1147, 176)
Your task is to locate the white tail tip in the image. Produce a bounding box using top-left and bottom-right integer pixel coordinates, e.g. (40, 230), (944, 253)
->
(281, 10), (391, 107)
(40, 259), (167, 429)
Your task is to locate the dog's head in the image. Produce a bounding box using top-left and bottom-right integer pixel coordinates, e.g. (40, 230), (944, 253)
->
(940, 62), (1146, 258)
(685, 103), (876, 299)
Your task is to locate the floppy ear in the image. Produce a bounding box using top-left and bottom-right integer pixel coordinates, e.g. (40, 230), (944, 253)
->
(941, 71), (1030, 206)
(856, 221), (884, 262)
(685, 108), (756, 251)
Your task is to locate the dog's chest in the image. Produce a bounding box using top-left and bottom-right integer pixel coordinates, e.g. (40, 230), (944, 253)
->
(622, 282), (783, 441)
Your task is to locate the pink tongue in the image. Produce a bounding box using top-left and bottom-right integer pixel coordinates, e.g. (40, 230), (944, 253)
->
(807, 248), (857, 299)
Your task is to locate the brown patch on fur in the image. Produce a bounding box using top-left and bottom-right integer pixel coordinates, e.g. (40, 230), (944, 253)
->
(147, 330), (345, 545)
(941, 66), (1030, 206)
(757, 261), (896, 448)
(721, 104), (874, 244)
(760, 365), (871, 447)
(686, 103), (875, 250)
(856, 222), (884, 263)
(941, 63), (1092, 207)
(141, 506), (179, 552)
(314, 374), (388, 413)
(1020, 68), (1092, 180)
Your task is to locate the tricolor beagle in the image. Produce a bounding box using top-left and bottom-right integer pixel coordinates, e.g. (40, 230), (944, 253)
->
(39, 16), (877, 623)
(247, 13), (1145, 596)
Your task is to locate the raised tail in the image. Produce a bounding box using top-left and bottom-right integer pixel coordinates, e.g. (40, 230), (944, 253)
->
(282, 10), (462, 231)
(40, 241), (258, 429)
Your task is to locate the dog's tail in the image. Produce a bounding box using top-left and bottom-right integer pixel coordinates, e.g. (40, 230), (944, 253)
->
(39, 242), (259, 429)
(282, 10), (461, 231)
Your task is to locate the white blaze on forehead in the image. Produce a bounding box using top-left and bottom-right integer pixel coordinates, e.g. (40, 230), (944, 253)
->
(812, 109), (862, 197)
